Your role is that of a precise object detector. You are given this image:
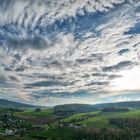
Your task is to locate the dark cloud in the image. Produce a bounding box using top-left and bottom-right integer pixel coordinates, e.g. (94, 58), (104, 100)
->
(118, 48), (129, 55)
(103, 61), (135, 72)
(76, 53), (103, 65)
(90, 53), (103, 61)
(14, 54), (21, 61)
(32, 90), (90, 99)
(5, 66), (26, 72)
(15, 66), (25, 72)
(32, 73), (65, 81)
(91, 73), (121, 80)
(8, 76), (18, 82)
(4, 67), (12, 71)
(0, 76), (15, 88)
(7, 36), (47, 50)
(109, 74), (121, 79)
(44, 60), (62, 68)
(25, 81), (61, 87)
(133, 42), (140, 48)
(92, 73), (108, 77)
(25, 80), (75, 88)
(86, 81), (109, 86)
(76, 58), (93, 64)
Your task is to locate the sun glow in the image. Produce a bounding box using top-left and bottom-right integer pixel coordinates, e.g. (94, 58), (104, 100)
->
(110, 67), (140, 91)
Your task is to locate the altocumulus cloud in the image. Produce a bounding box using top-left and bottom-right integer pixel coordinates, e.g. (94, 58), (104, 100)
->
(0, 0), (140, 106)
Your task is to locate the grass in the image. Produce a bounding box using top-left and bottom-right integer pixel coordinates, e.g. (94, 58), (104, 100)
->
(63, 111), (100, 122)
(29, 126), (76, 140)
(28, 110), (140, 139)
(14, 108), (54, 118)
(6, 108), (140, 128)
(78, 109), (140, 128)
(79, 115), (118, 128)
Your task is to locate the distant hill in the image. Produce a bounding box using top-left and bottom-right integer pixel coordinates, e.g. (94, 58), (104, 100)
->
(1, 99), (140, 111)
(54, 101), (140, 116)
(94, 101), (140, 109)
(0, 99), (39, 109)
(54, 104), (97, 116)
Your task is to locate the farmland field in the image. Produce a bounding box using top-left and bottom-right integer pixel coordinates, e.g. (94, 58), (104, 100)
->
(1, 104), (140, 140)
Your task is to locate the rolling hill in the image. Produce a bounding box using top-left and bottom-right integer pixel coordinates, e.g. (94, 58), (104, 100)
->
(0, 99), (39, 109)
(0, 99), (140, 110)
(54, 101), (140, 115)
(94, 101), (140, 109)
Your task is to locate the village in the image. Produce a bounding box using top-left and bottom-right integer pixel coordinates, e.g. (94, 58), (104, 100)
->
(0, 108), (87, 138)
(0, 109), (46, 137)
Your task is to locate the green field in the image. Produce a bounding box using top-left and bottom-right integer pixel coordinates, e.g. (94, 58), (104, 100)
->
(1, 107), (140, 140)
(28, 127), (76, 140)
(26, 109), (140, 139)
(13, 109), (140, 128)
(14, 108), (54, 117)
(63, 111), (100, 122)
(65, 110), (140, 128)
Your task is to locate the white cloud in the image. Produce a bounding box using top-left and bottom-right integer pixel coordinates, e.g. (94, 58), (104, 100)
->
(109, 67), (140, 91)
(0, 0), (126, 27)
(0, 0), (140, 105)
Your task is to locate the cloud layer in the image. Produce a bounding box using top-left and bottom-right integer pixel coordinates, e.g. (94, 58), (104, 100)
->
(0, 0), (140, 106)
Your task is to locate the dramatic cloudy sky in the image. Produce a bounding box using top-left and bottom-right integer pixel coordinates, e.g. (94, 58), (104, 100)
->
(0, 0), (140, 106)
